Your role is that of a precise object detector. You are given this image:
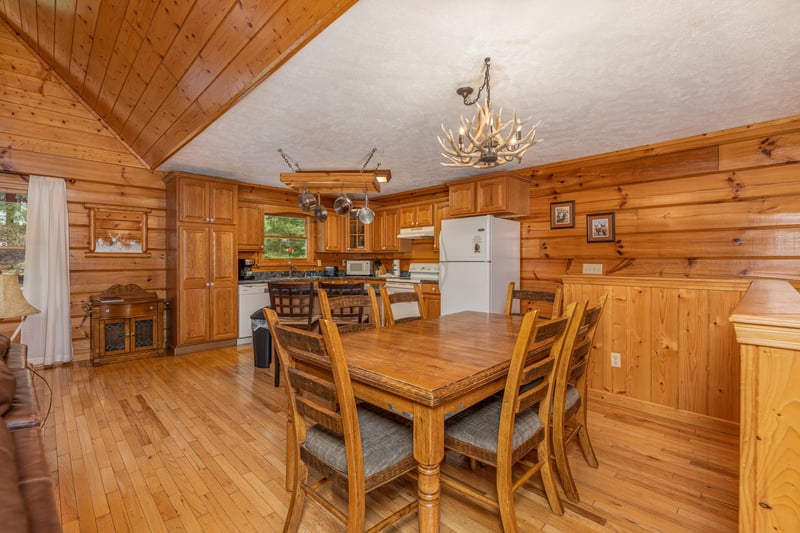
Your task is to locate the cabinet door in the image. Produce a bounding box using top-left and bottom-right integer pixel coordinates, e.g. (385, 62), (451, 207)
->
(448, 182), (476, 216)
(318, 215), (346, 252)
(476, 177), (508, 213)
(422, 283), (441, 318)
(180, 225), (210, 290)
(415, 203), (434, 226)
(238, 205), (264, 250)
(347, 211), (370, 251)
(131, 313), (157, 352)
(99, 318), (130, 356)
(177, 178), (209, 223)
(208, 227), (238, 338)
(210, 227), (237, 285)
(208, 285), (237, 340)
(382, 208), (400, 251)
(399, 206), (417, 228)
(433, 202), (450, 252)
(208, 182), (237, 224)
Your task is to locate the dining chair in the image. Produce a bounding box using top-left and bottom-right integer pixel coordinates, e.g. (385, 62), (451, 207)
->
(263, 309), (418, 532)
(552, 294), (607, 503)
(317, 284), (381, 334)
(379, 284), (426, 326)
(504, 281), (563, 320)
(441, 303), (581, 531)
(267, 281), (320, 387)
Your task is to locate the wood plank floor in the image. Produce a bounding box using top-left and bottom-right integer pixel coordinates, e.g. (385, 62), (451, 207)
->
(35, 345), (738, 532)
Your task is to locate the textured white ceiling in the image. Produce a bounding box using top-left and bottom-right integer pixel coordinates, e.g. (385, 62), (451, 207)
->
(159, 0), (800, 196)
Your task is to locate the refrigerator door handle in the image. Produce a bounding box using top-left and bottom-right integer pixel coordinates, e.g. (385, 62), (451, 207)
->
(439, 262), (446, 286)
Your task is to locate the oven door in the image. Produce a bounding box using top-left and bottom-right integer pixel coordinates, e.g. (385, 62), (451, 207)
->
(384, 281), (421, 322)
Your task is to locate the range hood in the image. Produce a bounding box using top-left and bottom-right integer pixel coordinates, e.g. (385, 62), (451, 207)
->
(398, 226), (435, 239)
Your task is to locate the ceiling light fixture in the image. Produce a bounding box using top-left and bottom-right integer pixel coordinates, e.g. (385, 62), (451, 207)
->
(438, 57), (540, 168)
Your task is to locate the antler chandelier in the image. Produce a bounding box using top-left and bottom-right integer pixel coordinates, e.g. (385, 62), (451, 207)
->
(438, 57), (540, 168)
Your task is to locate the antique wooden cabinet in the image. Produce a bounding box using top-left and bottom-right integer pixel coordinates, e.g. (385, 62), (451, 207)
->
(166, 172), (238, 354)
(89, 284), (165, 365)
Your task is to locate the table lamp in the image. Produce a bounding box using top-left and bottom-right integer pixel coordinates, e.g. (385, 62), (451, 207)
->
(0, 273), (40, 342)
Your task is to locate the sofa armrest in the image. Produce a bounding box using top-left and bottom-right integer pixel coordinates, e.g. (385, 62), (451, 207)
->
(4, 368), (41, 431)
(5, 344), (26, 370)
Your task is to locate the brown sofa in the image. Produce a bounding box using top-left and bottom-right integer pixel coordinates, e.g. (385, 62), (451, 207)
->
(0, 335), (60, 532)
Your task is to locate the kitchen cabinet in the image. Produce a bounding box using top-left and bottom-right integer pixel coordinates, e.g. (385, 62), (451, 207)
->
(316, 213), (346, 252)
(316, 211), (375, 253)
(448, 176), (530, 218)
(176, 175), (237, 224)
(373, 208), (410, 252)
(432, 201), (450, 253)
(399, 202), (434, 228)
(346, 210), (371, 251)
(421, 281), (440, 318)
(238, 204), (264, 251)
(166, 172), (238, 354)
(89, 284), (165, 366)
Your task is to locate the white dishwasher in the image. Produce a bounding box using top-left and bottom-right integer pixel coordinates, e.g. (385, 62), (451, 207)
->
(238, 282), (271, 343)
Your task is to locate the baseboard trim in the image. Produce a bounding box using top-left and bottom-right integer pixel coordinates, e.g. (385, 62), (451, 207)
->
(170, 338), (237, 355)
(589, 389), (740, 436)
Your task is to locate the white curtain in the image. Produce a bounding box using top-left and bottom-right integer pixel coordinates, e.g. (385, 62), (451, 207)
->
(21, 175), (72, 365)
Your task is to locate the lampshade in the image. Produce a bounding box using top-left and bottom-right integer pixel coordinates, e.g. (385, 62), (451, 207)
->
(0, 274), (39, 320)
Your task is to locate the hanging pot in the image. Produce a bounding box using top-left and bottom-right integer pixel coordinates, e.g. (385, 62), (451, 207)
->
(358, 193), (375, 224)
(313, 193), (328, 222)
(333, 194), (352, 215)
(298, 189), (315, 212)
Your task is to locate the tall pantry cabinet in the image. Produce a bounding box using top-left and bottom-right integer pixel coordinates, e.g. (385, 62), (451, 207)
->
(165, 172), (238, 354)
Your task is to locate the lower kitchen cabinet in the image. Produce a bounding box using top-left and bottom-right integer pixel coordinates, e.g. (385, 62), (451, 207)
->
(89, 284), (166, 366)
(422, 281), (440, 318)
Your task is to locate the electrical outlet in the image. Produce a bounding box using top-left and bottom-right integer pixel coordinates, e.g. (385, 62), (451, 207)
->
(610, 352), (621, 368)
(316, 259), (322, 266)
(341, 259), (346, 266)
(583, 263), (603, 275)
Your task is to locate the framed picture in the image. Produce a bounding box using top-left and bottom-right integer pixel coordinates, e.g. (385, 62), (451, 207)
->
(549, 200), (575, 229)
(85, 203), (151, 256)
(586, 212), (615, 242)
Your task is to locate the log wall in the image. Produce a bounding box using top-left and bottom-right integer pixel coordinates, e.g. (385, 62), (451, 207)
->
(0, 22), (167, 361)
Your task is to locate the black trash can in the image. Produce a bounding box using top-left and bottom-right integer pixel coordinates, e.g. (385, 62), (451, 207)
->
(250, 308), (272, 368)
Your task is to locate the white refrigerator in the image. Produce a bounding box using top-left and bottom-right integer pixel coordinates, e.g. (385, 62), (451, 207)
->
(439, 215), (520, 315)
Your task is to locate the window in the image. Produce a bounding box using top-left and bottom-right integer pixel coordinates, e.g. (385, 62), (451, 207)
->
(0, 189), (27, 275)
(263, 215), (308, 260)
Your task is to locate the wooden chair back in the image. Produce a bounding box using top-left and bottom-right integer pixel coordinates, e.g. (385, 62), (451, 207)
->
(267, 281), (317, 329)
(264, 309), (416, 531)
(379, 284), (426, 326)
(552, 294), (607, 502)
(504, 280), (563, 320)
(317, 284), (381, 334)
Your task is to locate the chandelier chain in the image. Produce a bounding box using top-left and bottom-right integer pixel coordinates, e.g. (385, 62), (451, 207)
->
(360, 147), (378, 172)
(461, 57), (491, 107)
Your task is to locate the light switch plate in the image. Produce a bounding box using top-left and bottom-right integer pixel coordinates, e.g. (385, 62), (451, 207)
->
(582, 263), (603, 275)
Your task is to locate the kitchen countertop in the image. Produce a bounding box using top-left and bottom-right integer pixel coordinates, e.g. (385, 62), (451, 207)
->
(238, 275), (390, 285)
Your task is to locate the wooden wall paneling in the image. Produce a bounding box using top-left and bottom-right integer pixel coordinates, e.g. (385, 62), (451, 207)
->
(707, 290), (743, 422)
(678, 288), (709, 416)
(80, 0), (130, 108)
(35, 0), (55, 65)
(624, 285), (652, 402)
(94, 16), (144, 119)
(651, 287), (680, 410)
(67, 0), (101, 89)
(52, 0), (76, 82)
(607, 286), (626, 393)
(718, 129), (800, 171)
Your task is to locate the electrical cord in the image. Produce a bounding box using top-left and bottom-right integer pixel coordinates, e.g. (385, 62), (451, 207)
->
(27, 364), (53, 429)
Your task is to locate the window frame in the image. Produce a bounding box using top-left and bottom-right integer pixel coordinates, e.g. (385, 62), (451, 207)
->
(0, 176), (29, 277)
(259, 213), (315, 267)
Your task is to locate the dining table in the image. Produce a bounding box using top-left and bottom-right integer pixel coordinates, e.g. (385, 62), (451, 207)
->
(292, 310), (525, 532)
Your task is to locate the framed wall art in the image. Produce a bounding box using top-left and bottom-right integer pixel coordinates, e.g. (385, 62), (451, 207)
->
(85, 203), (151, 256)
(549, 200), (575, 229)
(586, 212), (615, 242)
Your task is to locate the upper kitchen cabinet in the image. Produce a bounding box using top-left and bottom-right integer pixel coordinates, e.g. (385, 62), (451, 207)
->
(238, 204), (264, 252)
(346, 210), (371, 252)
(373, 208), (410, 253)
(432, 201), (450, 253)
(448, 176), (530, 218)
(316, 213), (346, 253)
(399, 202), (434, 228)
(173, 172), (238, 224)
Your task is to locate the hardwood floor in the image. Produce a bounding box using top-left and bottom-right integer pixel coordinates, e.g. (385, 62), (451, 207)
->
(35, 345), (738, 532)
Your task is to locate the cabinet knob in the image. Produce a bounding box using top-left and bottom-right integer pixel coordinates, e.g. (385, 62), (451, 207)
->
(209, 282), (215, 287)
(209, 217), (215, 222)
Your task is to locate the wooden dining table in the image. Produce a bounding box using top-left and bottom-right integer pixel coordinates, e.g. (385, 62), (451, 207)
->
(293, 310), (524, 532)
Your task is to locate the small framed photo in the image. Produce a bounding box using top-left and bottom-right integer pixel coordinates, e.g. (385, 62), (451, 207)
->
(549, 200), (575, 229)
(586, 212), (615, 242)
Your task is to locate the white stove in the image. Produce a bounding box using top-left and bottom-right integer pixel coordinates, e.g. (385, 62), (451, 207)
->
(383, 263), (439, 287)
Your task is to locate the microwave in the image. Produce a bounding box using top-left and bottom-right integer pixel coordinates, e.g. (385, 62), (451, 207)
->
(345, 260), (372, 276)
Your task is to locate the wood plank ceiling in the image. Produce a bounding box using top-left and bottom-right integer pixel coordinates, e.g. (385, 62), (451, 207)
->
(0, 0), (356, 170)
